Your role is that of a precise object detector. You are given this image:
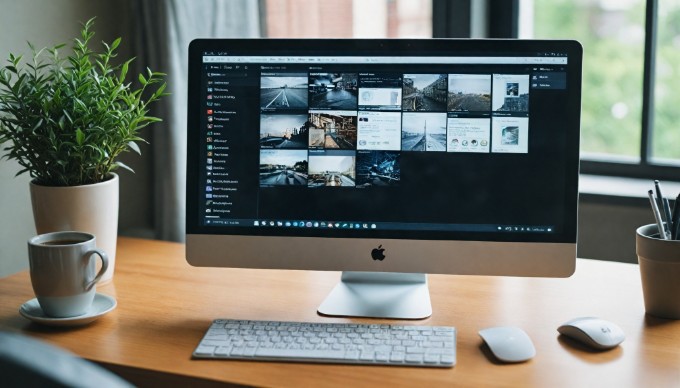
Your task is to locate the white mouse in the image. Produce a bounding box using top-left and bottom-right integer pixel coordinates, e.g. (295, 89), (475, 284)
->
(479, 326), (536, 363)
(557, 317), (625, 350)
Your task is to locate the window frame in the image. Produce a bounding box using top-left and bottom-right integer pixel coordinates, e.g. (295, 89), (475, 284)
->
(433, 0), (678, 181)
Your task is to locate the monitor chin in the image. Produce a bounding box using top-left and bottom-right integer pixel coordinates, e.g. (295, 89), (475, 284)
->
(187, 234), (576, 277)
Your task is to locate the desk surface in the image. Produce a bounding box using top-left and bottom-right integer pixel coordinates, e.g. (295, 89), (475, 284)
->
(1, 237), (679, 387)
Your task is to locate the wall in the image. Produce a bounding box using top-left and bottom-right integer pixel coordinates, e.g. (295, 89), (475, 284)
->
(0, 0), (152, 277)
(578, 199), (652, 264)
(0, 0), (653, 278)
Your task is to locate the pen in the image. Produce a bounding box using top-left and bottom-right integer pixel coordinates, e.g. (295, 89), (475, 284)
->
(672, 193), (680, 240)
(648, 190), (669, 240)
(654, 180), (672, 235)
(664, 197), (674, 239)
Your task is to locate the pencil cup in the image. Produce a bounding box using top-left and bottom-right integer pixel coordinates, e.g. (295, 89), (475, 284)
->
(636, 224), (680, 319)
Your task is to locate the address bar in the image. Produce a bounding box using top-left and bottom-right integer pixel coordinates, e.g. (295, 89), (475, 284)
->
(202, 56), (568, 65)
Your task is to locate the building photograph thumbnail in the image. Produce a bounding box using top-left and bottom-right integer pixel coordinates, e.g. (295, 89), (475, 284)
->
(403, 74), (447, 112)
(308, 110), (358, 149)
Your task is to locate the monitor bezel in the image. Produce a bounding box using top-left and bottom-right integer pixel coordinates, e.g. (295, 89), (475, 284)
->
(186, 38), (581, 277)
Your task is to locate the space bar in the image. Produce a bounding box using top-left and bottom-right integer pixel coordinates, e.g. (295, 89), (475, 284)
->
(255, 348), (347, 360)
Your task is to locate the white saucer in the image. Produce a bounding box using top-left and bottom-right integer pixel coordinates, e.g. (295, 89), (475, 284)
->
(19, 293), (117, 327)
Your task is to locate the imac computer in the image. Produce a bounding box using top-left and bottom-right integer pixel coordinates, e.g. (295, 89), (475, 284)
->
(186, 39), (582, 319)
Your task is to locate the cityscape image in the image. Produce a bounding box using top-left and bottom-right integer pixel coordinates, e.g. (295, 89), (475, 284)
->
(260, 74), (308, 110)
(447, 74), (491, 111)
(259, 149), (308, 186)
(401, 112), (447, 151)
(402, 74), (447, 112)
(308, 111), (357, 149)
(309, 73), (358, 110)
(259, 114), (309, 148)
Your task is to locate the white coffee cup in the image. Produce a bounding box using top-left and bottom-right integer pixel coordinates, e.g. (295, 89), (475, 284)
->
(28, 231), (108, 318)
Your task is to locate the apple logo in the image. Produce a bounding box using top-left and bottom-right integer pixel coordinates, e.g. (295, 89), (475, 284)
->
(371, 245), (386, 261)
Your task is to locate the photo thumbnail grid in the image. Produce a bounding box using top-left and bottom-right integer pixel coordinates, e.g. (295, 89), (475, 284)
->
(258, 72), (532, 187)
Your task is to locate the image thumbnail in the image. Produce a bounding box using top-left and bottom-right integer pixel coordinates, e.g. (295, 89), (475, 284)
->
(308, 151), (356, 187)
(492, 74), (529, 112)
(491, 116), (529, 153)
(260, 114), (309, 149)
(259, 149), (308, 186)
(447, 74), (491, 111)
(260, 73), (308, 110)
(402, 74), (447, 112)
(309, 73), (358, 110)
(401, 112), (447, 152)
(308, 111), (357, 149)
(356, 151), (400, 187)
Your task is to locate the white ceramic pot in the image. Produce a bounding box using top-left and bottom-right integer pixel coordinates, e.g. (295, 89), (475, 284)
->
(29, 173), (119, 283)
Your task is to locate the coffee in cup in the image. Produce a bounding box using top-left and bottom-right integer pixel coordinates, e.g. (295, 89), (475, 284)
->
(28, 231), (108, 318)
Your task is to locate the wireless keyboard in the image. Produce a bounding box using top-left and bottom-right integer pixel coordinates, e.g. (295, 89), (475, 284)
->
(193, 319), (456, 367)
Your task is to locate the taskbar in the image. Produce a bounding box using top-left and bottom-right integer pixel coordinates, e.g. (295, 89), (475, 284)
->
(203, 217), (554, 233)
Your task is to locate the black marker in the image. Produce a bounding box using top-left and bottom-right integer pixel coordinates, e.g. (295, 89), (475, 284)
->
(672, 193), (680, 240)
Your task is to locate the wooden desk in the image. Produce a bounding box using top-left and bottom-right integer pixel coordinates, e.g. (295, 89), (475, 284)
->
(1, 237), (679, 387)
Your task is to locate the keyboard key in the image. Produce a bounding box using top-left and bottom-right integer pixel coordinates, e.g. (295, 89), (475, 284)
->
(441, 355), (455, 365)
(256, 348), (347, 360)
(194, 346), (215, 356)
(390, 352), (406, 362)
(405, 354), (424, 363)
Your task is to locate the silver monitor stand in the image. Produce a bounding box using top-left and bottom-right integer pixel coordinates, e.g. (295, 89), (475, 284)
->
(317, 272), (432, 319)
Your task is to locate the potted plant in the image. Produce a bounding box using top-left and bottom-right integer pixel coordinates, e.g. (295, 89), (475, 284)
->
(0, 18), (167, 282)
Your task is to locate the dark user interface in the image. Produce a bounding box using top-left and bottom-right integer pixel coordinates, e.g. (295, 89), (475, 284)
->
(196, 51), (575, 240)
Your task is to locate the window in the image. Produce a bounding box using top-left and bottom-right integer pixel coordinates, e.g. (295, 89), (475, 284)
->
(652, 0), (680, 163)
(263, 0), (432, 38)
(523, 0), (680, 179)
(524, 0), (646, 161)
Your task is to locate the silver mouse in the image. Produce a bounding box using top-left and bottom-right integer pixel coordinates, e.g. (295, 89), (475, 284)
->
(557, 317), (625, 350)
(479, 326), (536, 363)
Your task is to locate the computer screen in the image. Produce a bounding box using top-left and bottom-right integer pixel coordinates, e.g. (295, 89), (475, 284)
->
(186, 39), (582, 319)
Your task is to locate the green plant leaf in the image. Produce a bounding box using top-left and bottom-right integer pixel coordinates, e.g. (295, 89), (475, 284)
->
(127, 140), (141, 155)
(0, 19), (164, 186)
(115, 160), (134, 173)
(75, 128), (84, 146)
(110, 37), (121, 51)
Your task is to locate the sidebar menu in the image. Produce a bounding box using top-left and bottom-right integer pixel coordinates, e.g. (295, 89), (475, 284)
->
(203, 63), (256, 225)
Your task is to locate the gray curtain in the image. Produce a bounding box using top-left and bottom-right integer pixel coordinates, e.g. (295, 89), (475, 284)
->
(131, 0), (261, 241)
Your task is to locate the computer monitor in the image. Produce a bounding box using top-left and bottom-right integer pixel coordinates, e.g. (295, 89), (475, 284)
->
(186, 39), (582, 319)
